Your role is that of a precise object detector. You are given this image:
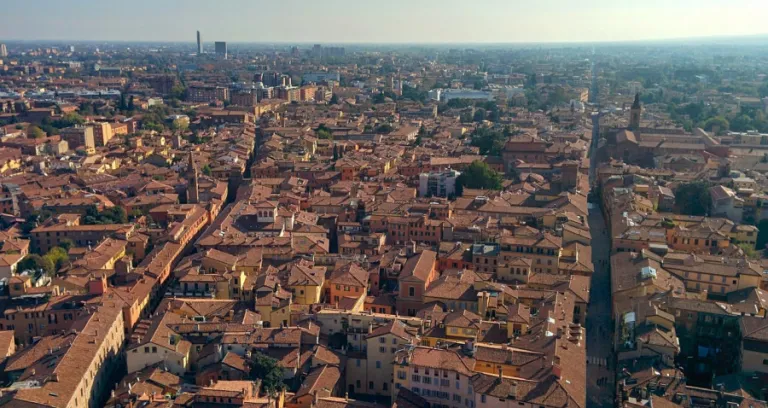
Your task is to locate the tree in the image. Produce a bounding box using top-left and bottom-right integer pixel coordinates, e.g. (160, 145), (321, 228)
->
(201, 164), (212, 176)
(332, 144), (339, 161)
(756, 219), (768, 250)
(738, 243), (759, 259)
(470, 127), (506, 156)
(317, 129), (333, 140)
(27, 125), (45, 139)
(329, 94), (339, 105)
(375, 124), (394, 134)
(249, 353), (285, 394)
(18, 255), (46, 274)
(456, 161), (503, 191)
(473, 108), (487, 123)
(58, 239), (75, 251)
(674, 181), (711, 216)
(703, 117), (729, 134)
(170, 84), (186, 101)
(44, 247), (69, 272)
(127, 96), (135, 112)
(171, 118), (188, 132)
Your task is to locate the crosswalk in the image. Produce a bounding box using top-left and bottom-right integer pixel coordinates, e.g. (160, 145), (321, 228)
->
(588, 356), (608, 367)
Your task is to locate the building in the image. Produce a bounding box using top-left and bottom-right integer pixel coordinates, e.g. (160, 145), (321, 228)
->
(215, 41), (227, 59)
(197, 30), (203, 55)
(440, 88), (493, 102)
(60, 125), (95, 153)
(231, 90), (258, 107)
(418, 170), (460, 198)
(3, 305), (126, 408)
(187, 84), (229, 103)
(303, 72), (341, 84)
(0, 44), (7, 57)
(89, 121), (113, 147)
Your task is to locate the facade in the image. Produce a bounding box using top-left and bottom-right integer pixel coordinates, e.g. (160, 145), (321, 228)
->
(187, 84), (229, 103)
(215, 41), (227, 59)
(418, 170), (460, 198)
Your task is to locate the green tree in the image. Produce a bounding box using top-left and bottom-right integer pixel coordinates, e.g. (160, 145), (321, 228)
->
(470, 127), (506, 156)
(317, 129), (333, 140)
(456, 161), (503, 191)
(703, 117), (729, 134)
(674, 181), (711, 216)
(27, 125), (45, 139)
(44, 247), (69, 271)
(18, 254), (46, 274)
(249, 353), (285, 394)
(473, 108), (487, 123)
(170, 84), (186, 101)
(375, 124), (394, 134)
(756, 219), (768, 250)
(201, 164), (212, 176)
(329, 94), (339, 105)
(58, 239), (75, 251)
(171, 118), (188, 132)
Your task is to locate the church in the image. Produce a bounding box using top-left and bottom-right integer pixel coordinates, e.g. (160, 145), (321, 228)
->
(600, 93), (727, 169)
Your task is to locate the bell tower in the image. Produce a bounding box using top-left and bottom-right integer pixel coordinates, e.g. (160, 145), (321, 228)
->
(629, 93), (641, 130)
(187, 151), (199, 204)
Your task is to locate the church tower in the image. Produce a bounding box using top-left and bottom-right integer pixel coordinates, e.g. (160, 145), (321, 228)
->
(629, 93), (641, 130)
(187, 151), (199, 204)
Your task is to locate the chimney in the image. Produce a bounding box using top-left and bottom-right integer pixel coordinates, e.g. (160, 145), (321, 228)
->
(497, 367), (503, 383)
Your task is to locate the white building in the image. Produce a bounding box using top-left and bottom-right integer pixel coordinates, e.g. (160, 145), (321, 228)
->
(427, 89), (441, 101)
(440, 88), (493, 102)
(419, 170), (460, 197)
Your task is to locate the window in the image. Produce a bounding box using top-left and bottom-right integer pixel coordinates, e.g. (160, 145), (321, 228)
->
(369, 381), (374, 390)
(413, 375), (421, 383)
(423, 376), (432, 385)
(409, 287), (415, 297)
(398, 371), (407, 380)
(356, 359), (361, 367)
(380, 337), (386, 344)
(383, 382), (388, 391)
(376, 361), (382, 369)
(481, 395), (487, 403)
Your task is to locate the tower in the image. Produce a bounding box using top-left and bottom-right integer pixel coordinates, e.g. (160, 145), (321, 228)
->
(187, 152), (199, 204)
(629, 92), (641, 130)
(196, 31), (202, 55)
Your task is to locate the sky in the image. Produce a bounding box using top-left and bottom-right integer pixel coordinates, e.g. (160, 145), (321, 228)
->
(2, 0), (768, 44)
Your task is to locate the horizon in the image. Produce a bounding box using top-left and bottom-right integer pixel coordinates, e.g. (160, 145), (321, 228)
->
(3, 0), (768, 44)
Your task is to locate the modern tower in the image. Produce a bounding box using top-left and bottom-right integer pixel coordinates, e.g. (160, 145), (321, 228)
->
(187, 152), (199, 204)
(0, 44), (7, 58)
(215, 42), (227, 60)
(196, 31), (202, 55)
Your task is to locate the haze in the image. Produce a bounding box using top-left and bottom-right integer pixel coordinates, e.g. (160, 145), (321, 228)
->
(3, 0), (768, 44)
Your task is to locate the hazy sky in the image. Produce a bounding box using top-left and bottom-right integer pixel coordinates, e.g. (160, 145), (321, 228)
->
(3, 0), (768, 44)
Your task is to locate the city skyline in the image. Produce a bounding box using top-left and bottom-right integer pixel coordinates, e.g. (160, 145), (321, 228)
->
(2, 0), (768, 44)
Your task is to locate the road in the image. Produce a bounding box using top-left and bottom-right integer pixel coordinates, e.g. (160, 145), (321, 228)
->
(586, 207), (615, 408)
(586, 57), (615, 408)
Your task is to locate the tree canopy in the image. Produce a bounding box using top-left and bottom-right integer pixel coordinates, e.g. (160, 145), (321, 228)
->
(674, 181), (711, 216)
(456, 161), (503, 193)
(249, 353), (285, 395)
(470, 127), (506, 156)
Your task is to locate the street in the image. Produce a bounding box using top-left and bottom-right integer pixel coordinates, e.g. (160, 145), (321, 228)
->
(586, 207), (615, 408)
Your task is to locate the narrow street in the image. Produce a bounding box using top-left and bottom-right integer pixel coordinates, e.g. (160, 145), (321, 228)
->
(586, 207), (615, 408)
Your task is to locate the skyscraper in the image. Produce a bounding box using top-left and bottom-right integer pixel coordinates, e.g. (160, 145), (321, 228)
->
(214, 41), (227, 60)
(196, 31), (202, 55)
(0, 44), (7, 58)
